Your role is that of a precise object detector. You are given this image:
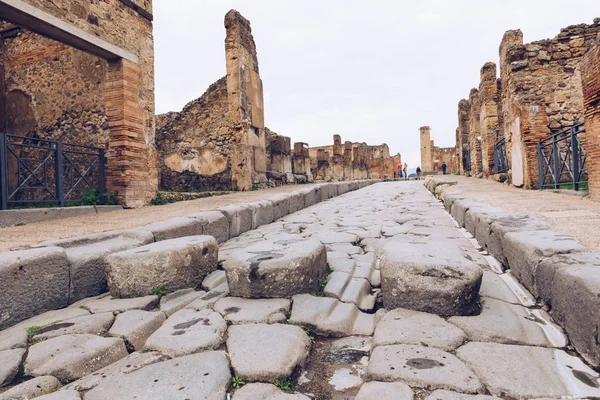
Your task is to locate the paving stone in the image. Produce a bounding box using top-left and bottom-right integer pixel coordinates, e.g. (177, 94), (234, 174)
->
(9, 307), (90, 334)
(185, 282), (229, 310)
(426, 390), (501, 400)
(227, 324), (310, 382)
(138, 217), (203, 241)
(106, 235), (218, 297)
(84, 352), (231, 400)
(324, 272), (376, 311)
(249, 200), (275, 229)
(503, 230), (587, 295)
(232, 383), (311, 399)
(326, 336), (372, 363)
(327, 255), (356, 273)
(0, 376), (61, 400)
(373, 308), (466, 351)
(37, 390), (81, 400)
(159, 288), (205, 317)
(219, 204), (254, 239)
(213, 297), (290, 324)
(456, 342), (600, 398)
(25, 334), (128, 381)
(84, 295), (158, 314)
(380, 239), (482, 317)
(108, 310), (166, 350)
(33, 312), (115, 340)
(0, 348), (25, 387)
(327, 243), (363, 255)
(223, 238), (326, 298)
(202, 270), (227, 291)
(316, 230), (359, 244)
(355, 381), (414, 400)
(289, 294), (376, 337)
(448, 298), (566, 348)
(0, 246), (70, 330)
(64, 351), (166, 392)
(479, 270), (521, 305)
(367, 344), (483, 393)
(352, 252), (381, 286)
(144, 309), (226, 357)
(0, 326), (27, 351)
(186, 210), (230, 244)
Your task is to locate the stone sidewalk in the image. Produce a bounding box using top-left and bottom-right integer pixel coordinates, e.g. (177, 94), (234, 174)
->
(1, 182), (598, 399)
(434, 175), (600, 251)
(0, 184), (325, 252)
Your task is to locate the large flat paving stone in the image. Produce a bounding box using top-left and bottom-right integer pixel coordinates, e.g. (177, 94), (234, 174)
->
(64, 351), (166, 392)
(426, 390), (501, 400)
(227, 324), (310, 382)
(185, 282), (230, 311)
(25, 334), (128, 381)
(84, 351), (231, 400)
(448, 298), (566, 348)
(32, 312), (115, 341)
(373, 308), (466, 351)
(144, 308), (226, 357)
(0, 376), (61, 400)
(289, 294), (376, 337)
(355, 381), (414, 400)
(0, 246), (69, 330)
(380, 239), (482, 316)
(366, 344), (483, 393)
(108, 310), (166, 350)
(83, 295), (158, 314)
(213, 297), (290, 324)
(479, 270), (522, 305)
(159, 289), (205, 317)
(37, 390), (81, 400)
(106, 235), (218, 297)
(456, 342), (600, 398)
(0, 348), (25, 387)
(223, 238), (327, 298)
(0, 327), (27, 351)
(232, 383), (311, 399)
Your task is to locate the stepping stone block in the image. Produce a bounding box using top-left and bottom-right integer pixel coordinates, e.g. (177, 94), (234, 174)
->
(223, 239), (326, 298)
(108, 310), (166, 350)
(106, 235), (218, 297)
(214, 297), (290, 324)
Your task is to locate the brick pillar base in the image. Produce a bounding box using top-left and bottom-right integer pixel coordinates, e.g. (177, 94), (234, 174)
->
(582, 43), (600, 201)
(105, 59), (156, 208)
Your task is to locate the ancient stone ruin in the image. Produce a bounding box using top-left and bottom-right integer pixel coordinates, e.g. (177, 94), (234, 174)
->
(419, 126), (459, 175)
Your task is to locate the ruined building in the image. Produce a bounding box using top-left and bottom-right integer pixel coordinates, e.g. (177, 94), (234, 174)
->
(0, 0), (157, 208)
(309, 135), (401, 181)
(155, 10), (312, 192)
(456, 18), (600, 188)
(419, 126), (458, 174)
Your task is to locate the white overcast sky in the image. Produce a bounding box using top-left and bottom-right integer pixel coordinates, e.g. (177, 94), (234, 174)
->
(154, 0), (599, 167)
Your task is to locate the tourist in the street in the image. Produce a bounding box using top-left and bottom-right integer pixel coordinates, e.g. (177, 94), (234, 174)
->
(403, 163), (408, 180)
(397, 162), (403, 179)
(416, 166), (422, 180)
(442, 162), (447, 175)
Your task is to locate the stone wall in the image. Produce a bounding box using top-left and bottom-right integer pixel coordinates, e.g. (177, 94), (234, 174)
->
(581, 42), (600, 201)
(420, 126), (458, 175)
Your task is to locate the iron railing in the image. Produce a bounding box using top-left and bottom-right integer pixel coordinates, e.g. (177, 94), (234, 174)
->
(0, 133), (106, 209)
(463, 149), (471, 173)
(537, 123), (587, 191)
(494, 137), (508, 174)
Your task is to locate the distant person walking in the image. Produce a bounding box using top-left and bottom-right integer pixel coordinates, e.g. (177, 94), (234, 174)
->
(397, 162), (403, 179)
(441, 162), (447, 175)
(416, 166), (422, 180)
(403, 163), (408, 180)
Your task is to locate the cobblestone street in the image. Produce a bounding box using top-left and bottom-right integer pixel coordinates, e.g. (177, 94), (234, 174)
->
(1, 182), (599, 399)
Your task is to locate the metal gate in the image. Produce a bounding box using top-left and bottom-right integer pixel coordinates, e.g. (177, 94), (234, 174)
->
(0, 133), (106, 209)
(537, 123), (587, 191)
(493, 137), (508, 174)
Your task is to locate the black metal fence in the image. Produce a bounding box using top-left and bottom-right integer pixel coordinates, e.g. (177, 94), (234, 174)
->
(494, 137), (508, 174)
(463, 149), (471, 173)
(0, 133), (106, 210)
(537, 123), (587, 191)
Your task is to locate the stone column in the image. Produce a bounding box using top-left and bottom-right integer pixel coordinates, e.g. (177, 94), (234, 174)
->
(105, 59), (155, 208)
(419, 126), (433, 173)
(581, 43), (600, 200)
(457, 99), (470, 175)
(479, 62), (501, 176)
(468, 89), (483, 176)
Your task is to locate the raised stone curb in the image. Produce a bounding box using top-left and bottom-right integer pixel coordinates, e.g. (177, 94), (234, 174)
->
(187, 210), (230, 243)
(218, 203), (254, 239)
(138, 217), (203, 242)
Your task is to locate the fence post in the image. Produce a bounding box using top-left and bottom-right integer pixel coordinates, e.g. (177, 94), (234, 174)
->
(0, 133), (7, 210)
(571, 127), (580, 191)
(552, 135), (560, 189)
(55, 141), (64, 207)
(99, 148), (106, 202)
(538, 142), (544, 189)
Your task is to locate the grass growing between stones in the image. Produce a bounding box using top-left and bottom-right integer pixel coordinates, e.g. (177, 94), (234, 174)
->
(151, 285), (168, 297)
(232, 376), (245, 389)
(27, 326), (41, 337)
(274, 377), (293, 393)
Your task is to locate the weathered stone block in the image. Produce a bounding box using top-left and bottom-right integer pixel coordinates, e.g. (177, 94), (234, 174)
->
(288, 191), (305, 213)
(139, 217), (203, 242)
(337, 182), (349, 195)
(248, 200), (274, 229)
(0, 376), (61, 400)
(223, 238), (327, 298)
(0, 247), (69, 330)
(450, 200), (486, 228)
(267, 194), (291, 220)
(486, 214), (549, 266)
(218, 204), (253, 238)
(187, 210), (229, 244)
(106, 236), (218, 297)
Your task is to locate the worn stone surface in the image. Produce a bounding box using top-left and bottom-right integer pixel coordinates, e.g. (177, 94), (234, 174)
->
(159, 289), (205, 317)
(457, 342), (600, 398)
(187, 211), (230, 244)
(479, 270), (521, 305)
(37, 390), (81, 400)
(232, 383), (311, 400)
(373, 308), (466, 351)
(108, 310), (166, 351)
(202, 270), (227, 291)
(139, 217), (203, 242)
(84, 352), (231, 400)
(223, 238), (326, 298)
(84, 295), (158, 314)
(144, 309), (226, 357)
(227, 324), (310, 382)
(33, 312), (115, 340)
(0, 327), (28, 351)
(214, 297), (290, 324)
(185, 282), (230, 311)
(426, 390), (501, 400)
(249, 200), (275, 229)
(355, 381), (414, 400)
(0, 376), (61, 400)
(324, 272), (376, 311)
(25, 334), (128, 381)
(106, 235), (218, 297)
(219, 204), (254, 238)
(0, 348), (25, 387)
(367, 344), (483, 393)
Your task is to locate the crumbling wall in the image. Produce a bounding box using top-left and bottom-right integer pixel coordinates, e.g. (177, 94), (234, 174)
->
(265, 127), (292, 182)
(457, 100), (470, 174)
(479, 62), (502, 176)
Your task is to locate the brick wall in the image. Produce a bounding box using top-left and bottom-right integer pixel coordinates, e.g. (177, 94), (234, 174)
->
(581, 42), (600, 200)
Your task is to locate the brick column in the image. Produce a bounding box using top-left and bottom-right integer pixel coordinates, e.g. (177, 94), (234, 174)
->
(582, 43), (600, 201)
(105, 59), (155, 208)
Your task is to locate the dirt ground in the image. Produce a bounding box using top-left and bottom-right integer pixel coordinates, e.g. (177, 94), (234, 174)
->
(437, 175), (600, 252)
